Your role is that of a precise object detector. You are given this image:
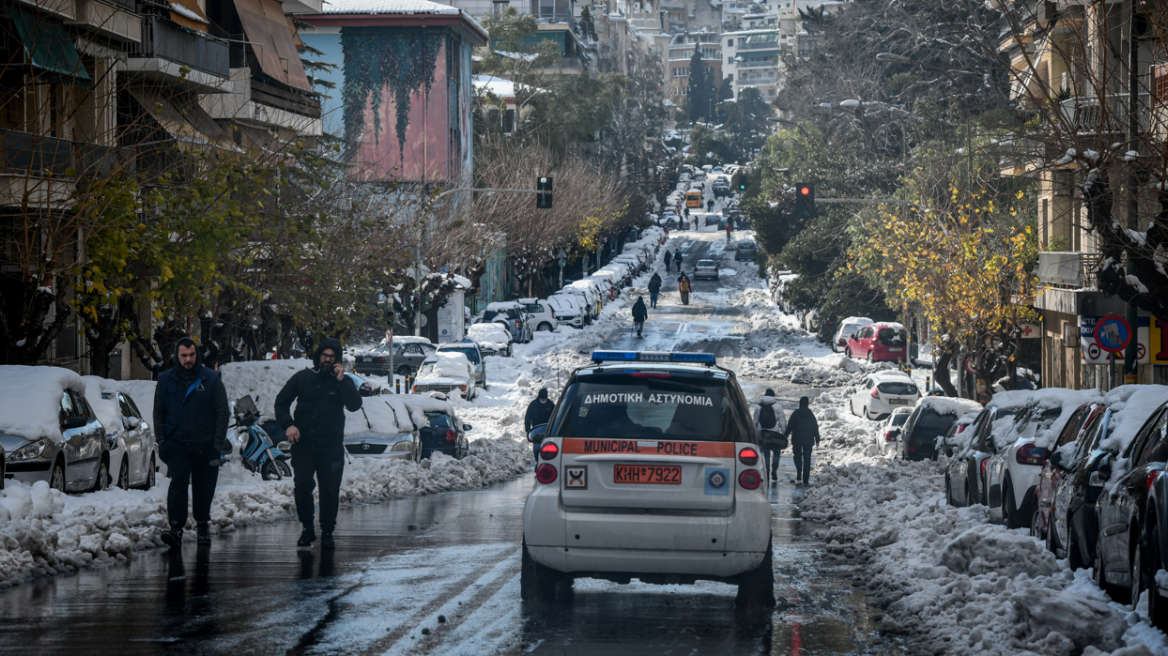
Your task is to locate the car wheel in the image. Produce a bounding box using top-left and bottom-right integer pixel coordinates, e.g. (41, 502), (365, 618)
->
(1148, 524), (1168, 630)
(1030, 503), (1044, 540)
(1132, 535), (1149, 614)
(945, 473), (953, 505)
(396, 365), (412, 378)
(867, 350), (875, 363)
(521, 541), (561, 604)
(1096, 530), (1130, 604)
(845, 347), (852, 358)
(50, 460), (66, 492)
(140, 454), (157, 490)
(117, 457), (130, 491)
(1067, 518), (1084, 570)
(736, 538), (776, 611)
(1045, 510), (1060, 554)
(1002, 480), (1017, 527)
(91, 457), (110, 492)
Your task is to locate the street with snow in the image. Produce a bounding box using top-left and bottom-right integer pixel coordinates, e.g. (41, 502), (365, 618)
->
(0, 225), (1164, 656)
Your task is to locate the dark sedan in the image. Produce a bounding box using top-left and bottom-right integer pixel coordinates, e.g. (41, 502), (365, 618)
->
(419, 409), (471, 460)
(1034, 401), (1105, 568)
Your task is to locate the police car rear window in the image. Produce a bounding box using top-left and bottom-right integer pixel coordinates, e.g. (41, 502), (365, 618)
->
(549, 374), (752, 442)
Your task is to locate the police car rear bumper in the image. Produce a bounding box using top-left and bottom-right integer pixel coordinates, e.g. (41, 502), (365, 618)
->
(526, 545), (766, 579)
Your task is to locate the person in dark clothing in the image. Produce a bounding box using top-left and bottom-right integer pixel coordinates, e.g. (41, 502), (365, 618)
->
(675, 252), (683, 273)
(707, 199), (715, 212)
(525, 388), (555, 460)
(647, 273), (662, 308)
(275, 337), (362, 549)
(752, 389), (787, 484)
(663, 251), (673, 270)
(787, 396), (820, 487)
(632, 296), (648, 337)
(154, 337), (232, 547)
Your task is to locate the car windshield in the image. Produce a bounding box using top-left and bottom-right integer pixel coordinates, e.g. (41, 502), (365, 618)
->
(877, 328), (907, 346)
(1019, 408), (1061, 439)
(841, 322), (866, 337)
(440, 346), (480, 364)
(877, 381), (918, 395)
(912, 410), (957, 440)
(550, 373), (751, 442)
(698, 260), (715, 267)
(418, 362), (436, 376)
(890, 413), (909, 427)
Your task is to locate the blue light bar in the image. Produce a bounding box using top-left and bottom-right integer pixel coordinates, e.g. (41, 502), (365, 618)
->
(591, 351), (717, 365)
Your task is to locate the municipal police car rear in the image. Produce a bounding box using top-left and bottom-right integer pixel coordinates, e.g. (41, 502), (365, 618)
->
(522, 351), (774, 609)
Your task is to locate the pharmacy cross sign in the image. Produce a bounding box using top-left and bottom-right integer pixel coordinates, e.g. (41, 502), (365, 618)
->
(1021, 324), (1035, 337)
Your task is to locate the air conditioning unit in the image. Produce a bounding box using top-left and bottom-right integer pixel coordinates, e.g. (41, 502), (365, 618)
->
(1063, 322), (1080, 347)
(1037, 1), (1058, 27)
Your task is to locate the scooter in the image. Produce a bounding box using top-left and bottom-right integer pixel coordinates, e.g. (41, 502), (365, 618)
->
(213, 395), (293, 480)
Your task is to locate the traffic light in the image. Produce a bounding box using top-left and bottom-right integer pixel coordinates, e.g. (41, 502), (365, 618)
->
(738, 181), (747, 191)
(536, 176), (553, 209)
(794, 183), (815, 220)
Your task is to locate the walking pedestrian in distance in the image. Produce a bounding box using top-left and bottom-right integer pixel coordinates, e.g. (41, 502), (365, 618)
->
(275, 337), (362, 549)
(632, 296), (648, 337)
(154, 338), (231, 547)
(664, 250), (673, 270)
(787, 396), (820, 487)
(678, 273), (692, 306)
(525, 388), (555, 461)
(647, 273), (662, 309)
(753, 389), (787, 484)
(675, 251), (684, 273)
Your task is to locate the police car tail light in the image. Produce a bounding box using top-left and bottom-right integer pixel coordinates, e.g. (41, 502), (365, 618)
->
(445, 428), (457, 443)
(539, 442), (559, 461)
(738, 470), (762, 489)
(738, 447), (759, 466)
(536, 463), (558, 484)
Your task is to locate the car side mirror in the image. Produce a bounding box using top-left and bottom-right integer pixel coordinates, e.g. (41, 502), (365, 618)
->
(62, 416), (88, 430)
(528, 424), (548, 443)
(1050, 450), (1065, 470)
(463, 424), (473, 431)
(125, 416), (140, 428)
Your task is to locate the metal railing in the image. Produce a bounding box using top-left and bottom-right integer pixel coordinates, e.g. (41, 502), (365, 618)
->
(0, 130), (134, 178)
(125, 13), (230, 79)
(1036, 251), (1100, 290)
(736, 40), (781, 51)
(736, 59), (777, 69)
(1058, 93), (1151, 134)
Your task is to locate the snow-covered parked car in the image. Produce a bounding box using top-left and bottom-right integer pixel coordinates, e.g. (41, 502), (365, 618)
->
(983, 388), (1101, 528)
(945, 403), (1018, 507)
(342, 394), (432, 461)
(831, 316), (873, 353)
(478, 301), (533, 344)
(414, 352), (477, 400)
(82, 377), (157, 490)
(547, 294), (585, 328)
(418, 397), (472, 460)
(468, 322), (513, 357)
(896, 396), (982, 461)
(352, 336), (435, 378)
(0, 366), (111, 493)
(875, 408), (911, 456)
(518, 298), (558, 332)
(848, 371), (920, 421)
(436, 341), (487, 390)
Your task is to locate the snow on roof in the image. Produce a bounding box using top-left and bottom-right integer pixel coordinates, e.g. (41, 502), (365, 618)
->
(0, 365), (86, 443)
(422, 352), (473, 380)
(380, 335), (433, 346)
(485, 301), (524, 311)
(467, 323), (511, 344)
(1099, 384), (1168, 455)
(81, 376), (126, 439)
(323, 0), (461, 15)
(916, 396), (983, 418)
(988, 388), (1103, 449)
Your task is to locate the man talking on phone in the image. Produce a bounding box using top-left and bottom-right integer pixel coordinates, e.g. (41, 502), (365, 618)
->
(275, 337), (362, 549)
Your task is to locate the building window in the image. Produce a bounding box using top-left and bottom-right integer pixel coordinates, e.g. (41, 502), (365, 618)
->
(727, 38), (734, 46)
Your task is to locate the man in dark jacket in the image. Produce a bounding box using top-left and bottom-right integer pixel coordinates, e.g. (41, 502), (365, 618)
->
(675, 252), (684, 273)
(787, 396), (820, 487)
(632, 296), (648, 337)
(664, 251), (673, 271)
(275, 337), (362, 549)
(525, 388), (555, 460)
(647, 273), (662, 308)
(154, 338), (231, 547)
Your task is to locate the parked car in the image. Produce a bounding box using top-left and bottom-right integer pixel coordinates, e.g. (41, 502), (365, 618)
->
(1036, 399), (1110, 568)
(845, 322), (910, 363)
(547, 295), (585, 329)
(518, 298), (558, 332)
(832, 316), (873, 353)
(944, 401), (1023, 507)
(468, 322), (513, 357)
(848, 371), (920, 421)
(419, 404), (472, 460)
(83, 378), (157, 491)
(435, 341), (487, 390)
(0, 366), (110, 493)
(343, 396), (420, 461)
(936, 412), (980, 460)
(800, 308), (821, 333)
(1091, 388), (1168, 614)
(353, 336), (435, 378)
(693, 258), (719, 281)
(478, 301), (534, 344)
(734, 240), (757, 261)
(983, 389), (1099, 528)
(413, 352), (477, 400)
(897, 396), (981, 461)
(876, 408), (912, 456)
(345, 372), (390, 397)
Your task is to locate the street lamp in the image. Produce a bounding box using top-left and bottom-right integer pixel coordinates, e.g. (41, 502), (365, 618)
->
(839, 98), (861, 108)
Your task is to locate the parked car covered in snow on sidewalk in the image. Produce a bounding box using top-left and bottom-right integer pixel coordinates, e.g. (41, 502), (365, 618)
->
(832, 316), (873, 353)
(82, 377), (157, 491)
(897, 396), (981, 461)
(1, 366), (111, 493)
(945, 401), (1021, 507)
(468, 322), (513, 357)
(848, 371), (920, 421)
(417, 396), (472, 460)
(353, 336), (435, 378)
(477, 302), (534, 344)
(412, 352), (477, 400)
(518, 298), (558, 332)
(436, 341), (487, 391)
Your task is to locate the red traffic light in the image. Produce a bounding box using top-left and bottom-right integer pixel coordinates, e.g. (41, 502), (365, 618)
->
(799, 186), (811, 195)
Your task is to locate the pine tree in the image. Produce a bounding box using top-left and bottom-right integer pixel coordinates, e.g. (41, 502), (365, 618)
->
(687, 49), (707, 124)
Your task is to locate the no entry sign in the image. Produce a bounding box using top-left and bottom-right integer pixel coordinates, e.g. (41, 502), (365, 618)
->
(1093, 314), (1132, 354)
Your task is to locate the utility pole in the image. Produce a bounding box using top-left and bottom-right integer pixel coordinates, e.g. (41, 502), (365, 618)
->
(1124, 11), (1145, 385)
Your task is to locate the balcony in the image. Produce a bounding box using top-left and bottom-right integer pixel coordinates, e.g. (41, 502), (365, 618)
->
(738, 75), (776, 85)
(0, 130), (134, 208)
(201, 69), (323, 137)
(124, 13), (230, 93)
(736, 40), (780, 52)
(1058, 93), (1150, 135)
(737, 58), (777, 69)
(1037, 251), (1099, 290)
(64, 0), (141, 43)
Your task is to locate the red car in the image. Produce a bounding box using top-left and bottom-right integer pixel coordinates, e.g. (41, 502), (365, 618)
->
(1031, 402), (1105, 548)
(845, 322), (909, 362)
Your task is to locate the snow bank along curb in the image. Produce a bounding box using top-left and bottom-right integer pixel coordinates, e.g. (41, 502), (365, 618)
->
(0, 437), (528, 588)
(799, 391), (1168, 656)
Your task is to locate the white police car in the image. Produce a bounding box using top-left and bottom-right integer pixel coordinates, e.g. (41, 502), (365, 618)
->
(522, 351), (774, 608)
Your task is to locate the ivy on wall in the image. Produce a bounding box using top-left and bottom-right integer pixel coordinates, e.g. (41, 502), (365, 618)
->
(341, 28), (444, 161)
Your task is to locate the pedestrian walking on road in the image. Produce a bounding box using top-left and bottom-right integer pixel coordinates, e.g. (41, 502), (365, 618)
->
(787, 396), (820, 487)
(154, 338), (232, 548)
(275, 337), (362, 549)
(647, 273), (662, 308)
(725, 222), (733, 243)
(753, 389), (787, 484)
(525, 388), (555, 461)
(632, 296), (648, 337)
(664, 250), (673, 270)
(678, 273), (692, 305)
(675, 252), (683, 273)
(707, 198), (715, 212)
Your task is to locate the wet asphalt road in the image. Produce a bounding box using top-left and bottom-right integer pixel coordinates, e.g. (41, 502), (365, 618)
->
(0, 235), (901, 656)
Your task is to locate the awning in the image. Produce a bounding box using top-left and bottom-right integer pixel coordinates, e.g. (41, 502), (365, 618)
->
(232, 0), (311, 91)
(126, 86), (235, 150)
(11, 5), (92, 84)
(169, 0), (210, 32)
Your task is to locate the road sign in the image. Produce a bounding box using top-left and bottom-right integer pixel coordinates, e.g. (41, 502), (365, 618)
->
(1093, 314), (1132, 354)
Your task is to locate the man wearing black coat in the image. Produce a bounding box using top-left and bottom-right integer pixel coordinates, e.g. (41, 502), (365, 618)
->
(525, 388), (555, 459)
(154, 338), (232, 547)
(632, 296), (649, 337)
(647, 273), (662, 308)
(787, 396), (820, 487)
(275, 337), (362, 549)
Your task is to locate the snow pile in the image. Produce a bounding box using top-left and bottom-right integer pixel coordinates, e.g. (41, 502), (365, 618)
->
(0, 436), (529, 588)
(467, 323), (512, 348)
(424, 352), (473, 381)
(736, 349), (865, 387)
(0, 365), (87, 443)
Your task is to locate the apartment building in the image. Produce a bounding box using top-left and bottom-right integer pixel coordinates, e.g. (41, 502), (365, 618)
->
(667, 31), (721, 100)
(723, 28), (778, 101)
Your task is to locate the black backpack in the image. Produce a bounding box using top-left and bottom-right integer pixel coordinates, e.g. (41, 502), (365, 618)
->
(759, 402), (777, 430)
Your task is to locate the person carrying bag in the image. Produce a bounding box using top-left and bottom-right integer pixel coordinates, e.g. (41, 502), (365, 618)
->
(753, 389), (787, 484)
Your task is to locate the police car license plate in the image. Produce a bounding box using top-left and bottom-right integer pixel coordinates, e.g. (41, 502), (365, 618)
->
(614, 465), (681, 485)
